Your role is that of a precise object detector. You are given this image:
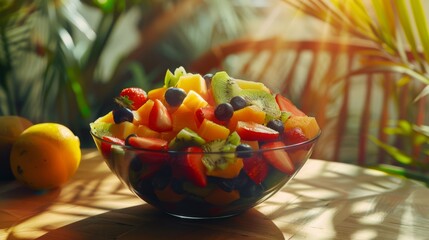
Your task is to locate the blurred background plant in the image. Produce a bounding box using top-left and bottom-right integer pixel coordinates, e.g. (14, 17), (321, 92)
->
(1, 0), (428, 183)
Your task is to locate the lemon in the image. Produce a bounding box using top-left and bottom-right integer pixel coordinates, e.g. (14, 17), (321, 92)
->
(0, 116), (33, 180)
(10, 123), (81, 190)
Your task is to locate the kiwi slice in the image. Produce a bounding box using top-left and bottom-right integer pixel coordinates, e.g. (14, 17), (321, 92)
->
(239, 89), (281, 120)
(201, 140), (236, 171)
(168, 128), (206, 150)
(211, 71), (242, 105)
(164, 66), (187, 88)
(226, 131), (241, 146)
(90, 122), (113, 137)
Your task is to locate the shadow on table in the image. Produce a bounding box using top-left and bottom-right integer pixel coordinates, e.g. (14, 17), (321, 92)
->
(36, 204), (284, 240)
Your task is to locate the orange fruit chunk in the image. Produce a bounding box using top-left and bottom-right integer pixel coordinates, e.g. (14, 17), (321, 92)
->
(197, 119), (230, 142)
(171, 104), (199, 133)
(228, 105), (266, 131)
(177, 74), (208, 100)
(135, 99), (154, 126)
(206, 158), (243, 179)
(284, 116), (320, 139)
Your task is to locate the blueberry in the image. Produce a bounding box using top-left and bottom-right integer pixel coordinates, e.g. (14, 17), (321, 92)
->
(230, 96), (247, 111)
(239, 183), (265, 198)
(214, 103), (234, 121)
(165, 87), (187, 107)
(170, 179), (185, 194)
(236, 144), (253, 158)
(217, 173), (248, 192)
(113, 107), (134, 123)
(266, 119), (284, 134)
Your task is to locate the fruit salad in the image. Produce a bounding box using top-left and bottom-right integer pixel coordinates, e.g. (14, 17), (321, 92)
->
(90, 67), (320, 218)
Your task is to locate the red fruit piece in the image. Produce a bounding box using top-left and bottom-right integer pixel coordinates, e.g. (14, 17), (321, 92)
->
(120, 87), (148, 110)
(284, 127), (309, 145)
(101, 136), (125, 158)
(261, 141), (295, 174)
(235, 121), (279, 141)
(149, 99), (173, 132)
(275, 94), (306, 117)
(182, 147), (207, 187)
(243, 156), (269, 184)
(127, 136), (169, 163)
(194, 106), (226, 128)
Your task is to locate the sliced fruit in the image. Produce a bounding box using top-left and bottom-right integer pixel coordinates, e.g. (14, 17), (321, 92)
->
(110, 121), (138, 139)
(119, 87), (147, 110)
(228, 105), (266, 131)
(240, 89), (280, 120)
(135, 99), (154, 126)
(197, 119), (230, 142)
(211, 71), (242, 105)
(147, 87), (167, 103)
(275, 94), (306, 117)
(171, 104), (199, 133)
(243, 156), (269, 184)
(164, 66), (187, 87)
(235, 79), (270, 93)
(177, 74), (208, 100)
(201, 140), (236, 171)
(284, 116), (320, 139)
(206, 157), (243, 179)
(261, 141), (294, 174)
(182, 146), (207, 187)
(168, 128), (206, 150)
(126, 135), (168, 151)
(235, 121), (279, 141)
(148, 99), (173, 132)
(205, 188), (240, 206)
(284, 127), (308, 145)
(101, 136), (125, 158)
(136, 124), (160, 138)
(94, 111), (114, 123)
(181, 90), (208, 111)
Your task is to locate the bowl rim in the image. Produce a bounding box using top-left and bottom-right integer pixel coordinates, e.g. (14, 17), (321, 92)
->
(90, 129), (321, 155)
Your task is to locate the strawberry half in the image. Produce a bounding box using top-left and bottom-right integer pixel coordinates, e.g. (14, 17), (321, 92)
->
(275, 94), (306, 117)
(235, 121), (279, 141)
(181, 146), (207, 187)
(284, 127), (309, 145)
(127, 135), (169, 163)
(119, 87), (148, 110)
(194, 105), (226, 128)
(149, 99), (173, 132)
(261, 141), (295, 174)
(243, 156), (269, 184)
(101, 136), (125, 158)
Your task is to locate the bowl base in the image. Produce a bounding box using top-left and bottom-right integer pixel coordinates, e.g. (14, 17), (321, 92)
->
(166, 212), (241, 220)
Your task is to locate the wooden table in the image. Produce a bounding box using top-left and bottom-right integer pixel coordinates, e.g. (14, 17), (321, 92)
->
(1, 149), (429, 240)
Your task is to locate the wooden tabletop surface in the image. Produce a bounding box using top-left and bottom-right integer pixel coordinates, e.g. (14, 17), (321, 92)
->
(1, 149), (429, 240)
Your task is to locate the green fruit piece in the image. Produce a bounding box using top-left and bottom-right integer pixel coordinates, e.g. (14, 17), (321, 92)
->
(279, 111), (292, 123)
(202, 140), (236, 171)
(226, 131), (241, 146)
(240, 89), (281, 120)
(90, 122), (113, 137)
(168, 128), (206, 150)
(164, 66), (187, 88)
(211, 71), (242, 105)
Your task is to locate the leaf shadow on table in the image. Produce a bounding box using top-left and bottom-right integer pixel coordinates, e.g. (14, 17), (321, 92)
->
(35, 204), (285, 240)
(257, 160), (429, 239)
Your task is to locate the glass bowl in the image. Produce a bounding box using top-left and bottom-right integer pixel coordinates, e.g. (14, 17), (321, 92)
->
(90, 130), (320, 219)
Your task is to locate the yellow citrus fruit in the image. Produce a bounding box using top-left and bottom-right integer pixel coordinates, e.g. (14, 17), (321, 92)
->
(0, 116), (33, 180)
(10, 123), (81, 190)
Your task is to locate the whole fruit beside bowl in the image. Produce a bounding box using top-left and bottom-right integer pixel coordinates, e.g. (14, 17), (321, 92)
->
(90, 67), (320, 219)
(0, 116), (33, 181)
(10, 123), (81, 190)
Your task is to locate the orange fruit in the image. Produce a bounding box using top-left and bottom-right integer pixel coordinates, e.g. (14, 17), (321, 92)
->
(0, 116), (33, 180)
(10, 123), (81, 190)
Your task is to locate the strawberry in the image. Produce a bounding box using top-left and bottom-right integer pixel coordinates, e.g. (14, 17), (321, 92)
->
(180, 146), (207, 187)
(149, 99), (173, 132)
(284, 127), (309, 145)
(119, 87), (148, 110)
(261, 141), (295, 174)
(275, 94), (306, 117)
(101, 136), (125, 158)
(235, 121), (279, 141)
(126, 135), (169, 163)
(242, 156), (269, 184)
(194, 105), (226, 128)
